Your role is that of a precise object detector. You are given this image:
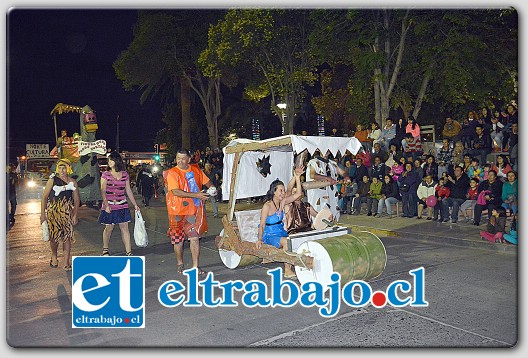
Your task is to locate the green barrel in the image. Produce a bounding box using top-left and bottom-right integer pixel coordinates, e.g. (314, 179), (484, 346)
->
(305, 231), (387, 284)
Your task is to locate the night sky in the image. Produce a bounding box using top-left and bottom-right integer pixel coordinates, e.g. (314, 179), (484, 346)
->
(7, 8), (164, 160)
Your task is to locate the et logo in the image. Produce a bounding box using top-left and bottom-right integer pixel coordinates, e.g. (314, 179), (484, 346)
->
(72, 256), (145, 328)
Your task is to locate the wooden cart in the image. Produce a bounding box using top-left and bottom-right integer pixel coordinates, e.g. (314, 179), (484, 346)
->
(215, 135), (387, 290)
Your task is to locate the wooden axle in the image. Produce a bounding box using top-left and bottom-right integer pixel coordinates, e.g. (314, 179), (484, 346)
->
(217, 215), (314, 270)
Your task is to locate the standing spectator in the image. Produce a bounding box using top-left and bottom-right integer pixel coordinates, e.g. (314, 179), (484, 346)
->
(495, 154), (512, 182)
(398, 162), (420, 218)
(7, 164), (18, 227)
(40, 159), (80, 270)
(436, 139), (453, 179)
(441, 166), (470, 224)
(369, 156), (388, 181)
(377, 175), (400, 218)
(351, 175), (371, 215)
(433, 177), (450, 221)
(501, 103), (518, 150)
(501, 171), (517, 216)
(390, 118), (406, 151)
(469, 124), (492, 166)
(460, 178), (480, 223)
(135, 163), (146, 195)
(461, 111), (479, 149)
(442, 117), (462, 143)
(140, 167), (155, 207)
(473, 170), (503, 226)
(416, 174), (437, 220)
(99, 152), (141, 257)
(164, 149), (214, 276)
(423, 154), (439, 182)
(341, 177), (358, 215)
(413, 158), (424, 179)
(367, 176), (382, 216)
(378, 118), (396, 150)
(480, 207), (507, 243)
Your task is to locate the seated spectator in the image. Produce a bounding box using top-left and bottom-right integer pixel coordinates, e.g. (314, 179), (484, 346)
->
(422, 154), (439, 182)
(350, 157), (369, 184)
(351, 175), (371, 215)
(489, 115), (504, 151)
(503, 212), (518, 245)
(403, 133), (423, 162)
(417, 174), (437, 220)
(436, 138), (454, 179)
(495, 154), (512, 182)
(367, 177), (383, 216)
(355, 147), (371, 168)
(385, 143), (402, 168)
(398, 162), (420, 218)
(369, 155), (388, 181)
(460, 178), (480, 223)
(451, 141), (465, 174)
(467, 157), (484, 182)
(441, 166), (470, 224)
(354, 123), (370, 149)
(480, 207), (507, 243)
(433, 177), (450, 221)
(342, 177), (358, 214)
(367, 122), (382, 152)
(461, 154), (472, 175)
(402, 116), (421, 150)
(371, 142), (388, 163)
(468, 124), (492, 166)
(378, 118), (396, 150)
(377, 175), (400, 218)
(473, 170), (503, 226)
(442, 117), (462, 142)
(460, 111), (478, 149)
(501, 171), (517, 216)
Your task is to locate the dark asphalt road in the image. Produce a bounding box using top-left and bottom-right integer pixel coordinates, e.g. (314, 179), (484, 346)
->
(4, 192), (519, 348)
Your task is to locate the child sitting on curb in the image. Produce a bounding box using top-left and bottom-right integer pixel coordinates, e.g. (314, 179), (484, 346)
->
(480, 207), (507, 243)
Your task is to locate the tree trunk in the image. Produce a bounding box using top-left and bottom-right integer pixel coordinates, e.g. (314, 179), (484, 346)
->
(180, 77), (191, 150)
(412, 62), (434, 121)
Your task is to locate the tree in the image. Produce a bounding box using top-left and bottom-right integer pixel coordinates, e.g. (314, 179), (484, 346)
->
(200, 9), (317, 135)
(113, 10), (225, 149)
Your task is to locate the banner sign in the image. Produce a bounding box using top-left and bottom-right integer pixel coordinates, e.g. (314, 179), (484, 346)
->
(26, 144), (50, 158)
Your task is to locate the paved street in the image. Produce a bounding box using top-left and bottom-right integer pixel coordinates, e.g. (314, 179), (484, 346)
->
(5, 191), (518, 348)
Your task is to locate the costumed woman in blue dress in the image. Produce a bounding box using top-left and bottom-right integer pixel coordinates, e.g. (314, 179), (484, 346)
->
(256, 167), (303, 279)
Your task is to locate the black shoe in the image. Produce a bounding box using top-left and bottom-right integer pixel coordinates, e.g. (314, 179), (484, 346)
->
(441, 219), (449, 223)
(473, 221), (480, 226)
(373, 213), (378, 217)
(367, 212), (372, 216)
(451, 220), (457, 224)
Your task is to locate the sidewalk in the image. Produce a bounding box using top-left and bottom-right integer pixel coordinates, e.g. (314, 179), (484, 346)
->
(211, 199), (517, 253)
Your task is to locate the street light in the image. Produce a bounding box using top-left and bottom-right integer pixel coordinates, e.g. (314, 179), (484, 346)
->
(277, 103), (287, 135)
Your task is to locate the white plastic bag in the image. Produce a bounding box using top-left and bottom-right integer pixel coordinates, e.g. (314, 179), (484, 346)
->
(133, 211), (149, 248)
(42, 221), (50, 242)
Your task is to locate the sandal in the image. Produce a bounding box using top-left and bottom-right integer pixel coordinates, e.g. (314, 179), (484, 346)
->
(126, 251), (133, 256)
(63, 265), (72, 271)
(49, 258), (59, 268)
(102, 248), (110, 256)
(196, 268), (208, 277)
(177, 264), (185, 274)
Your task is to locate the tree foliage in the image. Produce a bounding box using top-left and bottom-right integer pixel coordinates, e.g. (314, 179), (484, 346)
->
(200, 9), (318, 134)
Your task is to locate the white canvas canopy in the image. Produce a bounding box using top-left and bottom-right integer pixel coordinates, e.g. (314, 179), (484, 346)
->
(221, 135), (362, 200)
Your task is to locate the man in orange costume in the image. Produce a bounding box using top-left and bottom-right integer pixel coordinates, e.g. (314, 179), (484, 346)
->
(164, 149), (215, 276)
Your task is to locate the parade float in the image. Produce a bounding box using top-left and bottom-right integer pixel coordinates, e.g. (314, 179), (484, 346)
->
(50, 103), (106, 205)
(216, 135), (388, 291)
